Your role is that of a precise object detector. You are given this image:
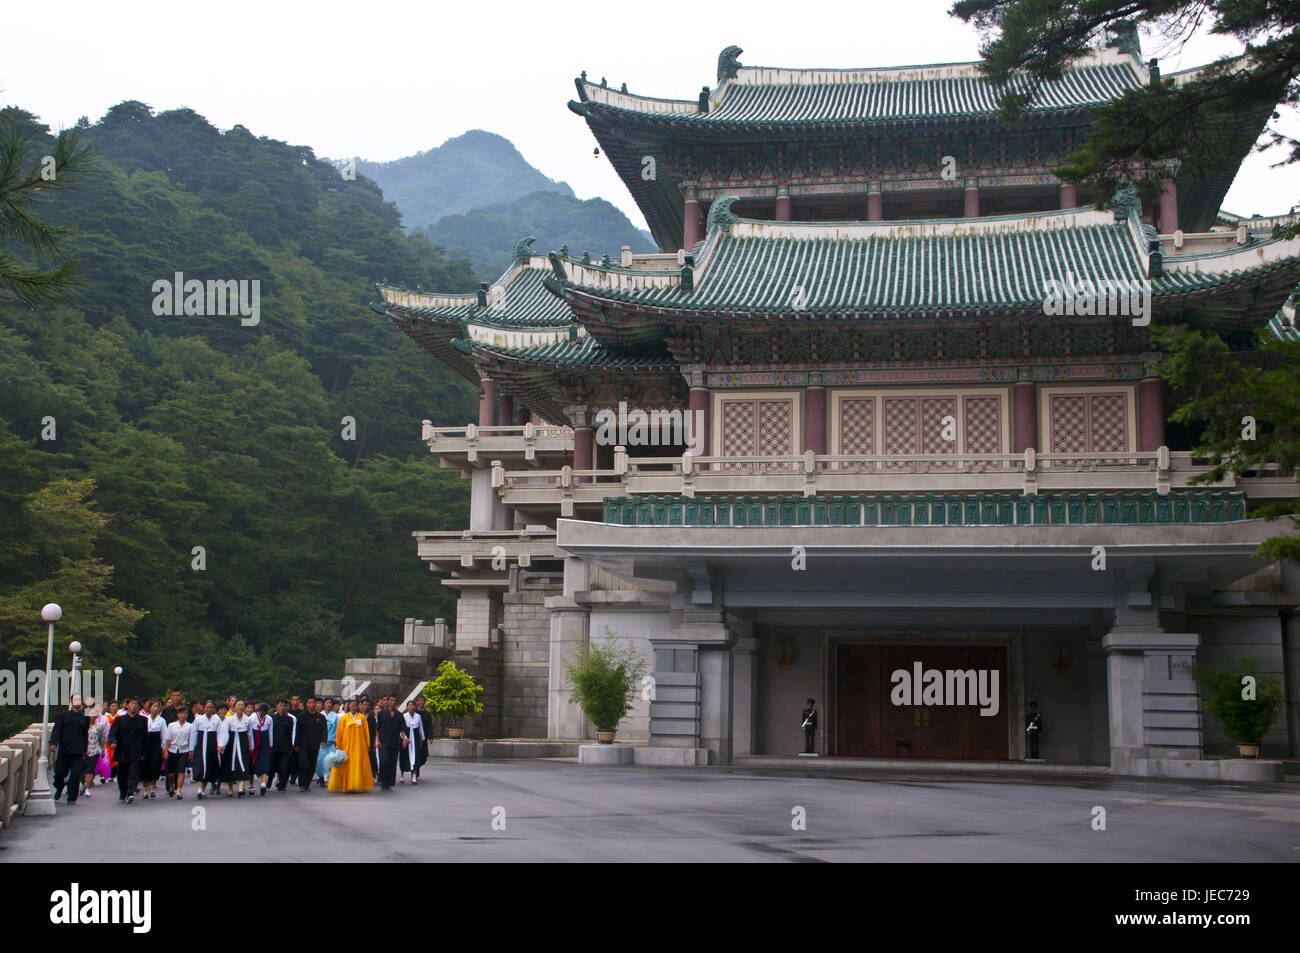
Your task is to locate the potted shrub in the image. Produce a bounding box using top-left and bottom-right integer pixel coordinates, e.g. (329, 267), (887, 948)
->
(564, 634), (647, 743)
(422, 660), (484, 739)
(1185, 662), (1282, 758)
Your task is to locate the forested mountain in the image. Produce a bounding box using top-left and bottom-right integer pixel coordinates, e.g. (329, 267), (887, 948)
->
(419, 189), (658, 279)
(0, 102), (477, 734)
(355, 130), (573, 231)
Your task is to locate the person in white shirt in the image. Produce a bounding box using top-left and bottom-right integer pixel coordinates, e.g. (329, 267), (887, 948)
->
(191, 700), (228, 799)
(221, 700), (252, 797)
(162, 705), (195, 799)
(142, 700), (167, 799)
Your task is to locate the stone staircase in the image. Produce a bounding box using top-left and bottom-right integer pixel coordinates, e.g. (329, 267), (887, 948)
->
(316, 617), (503, 737)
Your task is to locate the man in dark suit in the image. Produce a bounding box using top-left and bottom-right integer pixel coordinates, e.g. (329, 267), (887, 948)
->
(296, 696), (326, 791)
(50, 694), (90, 804)
(107, 697), (147, 802)
(269, 699), (297, 792)
(801, 698), (818, 754)
(375, 697), (408, 790)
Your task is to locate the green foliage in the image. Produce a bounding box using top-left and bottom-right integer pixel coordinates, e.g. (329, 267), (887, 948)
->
(357, 130), (574, 234)
(0, 107), (97, 306)
(420, 189), (656, 280)
(0, 102), (480, 703)
(1184, 660), (1282, 745)
(421, 660), (484, 723)
(949, 1), (1300, 205)
(563, 634), (647, 731)
(1152, 323), (1300, 558)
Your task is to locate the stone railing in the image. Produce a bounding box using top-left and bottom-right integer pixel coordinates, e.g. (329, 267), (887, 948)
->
(0, 723), (45, 828)
(421, 422), (574, 465)
(488, 448), (1296, 510)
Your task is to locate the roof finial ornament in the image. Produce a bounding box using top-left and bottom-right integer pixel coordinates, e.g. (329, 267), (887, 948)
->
(559, 243), (568, 257)
(717, 45), (743, 83)
(581, 70), (587, 81)
(513, 235), (536, 265)
(706, 195), (741, 235)
(620, 82), (627, 92)
(547, 252), (567, 282)
(600, 76), (607, 87)
(581, 250), (591, 264)
(1110, 176), (1139, 222)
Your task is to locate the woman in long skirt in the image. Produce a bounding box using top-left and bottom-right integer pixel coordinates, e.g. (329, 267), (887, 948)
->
(327, 699), (373, 793)
(248, 703), (272, 795)
(315, 697), (339, 786)
(141, 700), (166, 799)
(221, 699), (252, 797)
(80, 699), (109, 798)
(191, 700), (226, 798)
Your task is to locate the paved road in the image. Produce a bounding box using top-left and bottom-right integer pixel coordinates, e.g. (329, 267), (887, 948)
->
(2, 762), (1298, 862)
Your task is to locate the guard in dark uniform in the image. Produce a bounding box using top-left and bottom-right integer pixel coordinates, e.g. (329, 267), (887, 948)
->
(1026, 701), (1043, 759)
(801, 698), (818, 754)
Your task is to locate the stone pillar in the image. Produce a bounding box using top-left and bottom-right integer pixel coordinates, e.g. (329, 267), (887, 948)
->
(478, 378), (495, 427)
(699, 646), (734, 765)
(867, 183), (883, 221)
(455, 588), (499, 650)
(1102, 607), (1202, 774)
(1159, 179), (1178, 233)
(803, 386), (827, 454)
(497, 394), (514, 430)
(683, 186), (702, 249)
(963, 178), (980, 217)
(1060, 183), (1078, 209)
(1013, 381), (1037, 453)
(1138, 377), (1165, 451)
(546, 558), (590, 740)
(688, 386), (710, 456)
(731, 636), (759, 757)
(774, 185), (791, 222)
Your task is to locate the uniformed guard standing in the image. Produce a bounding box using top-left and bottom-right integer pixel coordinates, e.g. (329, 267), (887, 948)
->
(1026, 701), (1043, 759)
(801, 698), (818, 754)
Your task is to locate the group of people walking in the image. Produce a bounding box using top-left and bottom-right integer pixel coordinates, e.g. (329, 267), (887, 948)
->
(48, 690), (434, 804)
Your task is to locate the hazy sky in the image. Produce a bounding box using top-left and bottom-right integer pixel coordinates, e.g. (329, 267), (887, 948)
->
(4, 0), (1297, 230)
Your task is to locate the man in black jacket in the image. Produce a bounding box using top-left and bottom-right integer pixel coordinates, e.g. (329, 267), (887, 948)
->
(375, 697), (408, 790)
(50, 694), (90, 804)
(296, 696), (326, 792)
(108, 697), (147, 802)
(269, 699), (297, 792)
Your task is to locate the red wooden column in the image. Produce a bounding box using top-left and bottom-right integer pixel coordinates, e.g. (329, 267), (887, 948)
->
(516, 405), (531, 426)
(775, 185), (791, 221)
(1159, 180), (1178, 233)
(574, 426), (595, 471)
(803, 386), (827, 454)
(1013, 382), (1037, 453)
(688, 386), (711, 456)
(964, 178), (980, 217)
(867, 183), (883, 221)
(683, 186), (702, 249)
(1060, 183), (1078, 209)
(497, 394), (514, 430)
(1139, 378), (1166, 451)
(478, 377), (496, 427)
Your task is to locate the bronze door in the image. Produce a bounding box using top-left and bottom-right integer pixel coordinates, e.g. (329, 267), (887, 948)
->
(835, 644), (1009, 760)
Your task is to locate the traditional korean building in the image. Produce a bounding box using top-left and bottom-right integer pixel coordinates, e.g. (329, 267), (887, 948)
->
(353, 37), (1300, 774)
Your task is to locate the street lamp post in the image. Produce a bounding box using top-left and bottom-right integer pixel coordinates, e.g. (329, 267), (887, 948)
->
(24, 603), (62, 816)
(114, 666), (123, 701)
(69, 641), (82, 707)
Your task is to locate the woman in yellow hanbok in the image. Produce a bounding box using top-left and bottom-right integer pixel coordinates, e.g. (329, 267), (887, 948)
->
(327, 700), (374, 793)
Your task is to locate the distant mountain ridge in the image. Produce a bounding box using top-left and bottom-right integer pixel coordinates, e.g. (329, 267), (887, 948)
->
(419, 189), (657, 280)
(356, 130), (572, 231)
(357, 128), (655, 281)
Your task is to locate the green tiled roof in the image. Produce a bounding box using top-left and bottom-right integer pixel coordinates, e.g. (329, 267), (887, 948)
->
(602, 492), (1248, 527)
(452, 333), (674, 369)
(575, 62), (1144, 128)
(554, 209), (1300, 321)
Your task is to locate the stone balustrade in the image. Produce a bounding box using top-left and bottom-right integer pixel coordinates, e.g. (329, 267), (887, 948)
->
(0, 723), (45, 828)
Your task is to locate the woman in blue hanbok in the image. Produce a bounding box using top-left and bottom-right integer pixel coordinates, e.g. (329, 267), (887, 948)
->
(316, 697), (340, 786)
